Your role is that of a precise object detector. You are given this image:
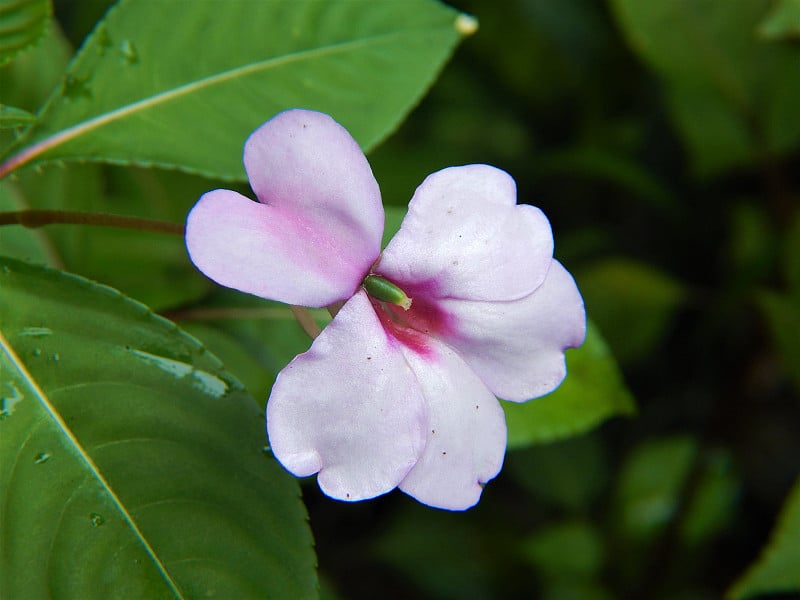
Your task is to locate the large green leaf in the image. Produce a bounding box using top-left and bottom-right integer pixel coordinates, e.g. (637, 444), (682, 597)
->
(0, 0), (51, 66)
(0, 257), (317, 599)
(728, 476), (800, 599)
(503, 321), (636, 448)
(0, 0), (473, 179)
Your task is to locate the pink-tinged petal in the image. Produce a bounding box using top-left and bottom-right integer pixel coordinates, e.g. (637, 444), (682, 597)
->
(186, 189), (359, 306)
(440, 260), (586, 403)
(186, 109), (383, 307)
(377, 165), (553, 302)
(266, 290), (427, 502)
(246, 109), (383, 265)
(398, 341), (507, 510)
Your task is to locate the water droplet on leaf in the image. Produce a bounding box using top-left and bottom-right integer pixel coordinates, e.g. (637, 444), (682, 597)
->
(0, 382), (23, 419)
(120, 39), (139, 64)
(89, 513), (105, 527)
(34, 452), (51, 464)
(32, 348), (41, 357)
(19, 327), (52, 338)
(51, 353), (60, 362)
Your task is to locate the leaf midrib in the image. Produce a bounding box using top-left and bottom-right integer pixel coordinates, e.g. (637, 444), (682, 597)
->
(0, 330), (186, 599)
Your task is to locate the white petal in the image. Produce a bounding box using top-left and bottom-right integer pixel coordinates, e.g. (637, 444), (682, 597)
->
(440, 260), (586, 402)
(266, 291), (427, 501)
(378, 165), (553, 302)
(398, 340), (507, 510)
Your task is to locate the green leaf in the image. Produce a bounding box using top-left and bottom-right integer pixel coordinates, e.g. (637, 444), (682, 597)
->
(0, 16), (69, 154)
(614, 436), (697, 543)
(178, 321), (276, 404)
(503, 321), (636, 448)
(0, 103), (35, 128)
(757, 290), (800, 394)
(2, 163), (213, 311)
(0, 0), (473, 179)
(728, 476), (800, 599)
(0, 0), (51, 66)
(172, 291), (322, 408)
(0, 257), (317, 599)
(521, 520), (604, 580)
(609, 0), (800, 176)
(758, 0), (800, 41)
(576, 258), (687, 363)
(0, 179), (52, 263)
(679, 448), (738, 547)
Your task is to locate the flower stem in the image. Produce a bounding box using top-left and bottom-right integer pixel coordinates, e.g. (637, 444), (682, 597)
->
(0, 209), (185, 236)
(290, 306), (322, 339)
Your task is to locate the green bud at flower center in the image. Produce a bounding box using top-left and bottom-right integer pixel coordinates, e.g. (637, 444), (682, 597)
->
(363, 274), (412, 310)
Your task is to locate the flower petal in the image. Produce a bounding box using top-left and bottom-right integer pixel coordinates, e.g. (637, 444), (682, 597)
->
(398, 340), (507, 510)
(438, 259), (586, 402)
(186, 109), (383, 307)
(377, 165), (553, 302)
(266, 290), (428, 502)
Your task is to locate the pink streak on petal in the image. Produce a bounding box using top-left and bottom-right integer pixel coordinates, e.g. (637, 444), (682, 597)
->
(440, 260), (586, 403)
(245, 109), (383, 267)
(266, 290), (428, 502)
(377, 165), (553, 302)
(398, 340), (507, 511)
(186, 189), (366, 307)
(369, 292), (455, 358)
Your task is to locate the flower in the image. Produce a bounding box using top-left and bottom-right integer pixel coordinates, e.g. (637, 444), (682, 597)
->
(186, 109), (585, 510)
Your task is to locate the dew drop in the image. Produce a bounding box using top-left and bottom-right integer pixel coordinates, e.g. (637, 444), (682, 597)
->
(120, 39), (139, 64)
(32, 348), (41, 357)
(34, 452), (51, 464)
(261, 445), (271, 454)
(89, 513), (105, 527)
(0, 382), (23, 418)
(0, 265), (9, 274)
(51, 353), (60, 363)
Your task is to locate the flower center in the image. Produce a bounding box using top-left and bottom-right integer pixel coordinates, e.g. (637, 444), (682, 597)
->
(362, 274), (412, 310)
(362, 274), (451, 357)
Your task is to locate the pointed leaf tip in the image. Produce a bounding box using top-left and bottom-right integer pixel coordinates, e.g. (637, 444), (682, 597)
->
(455, 14), (478, 36)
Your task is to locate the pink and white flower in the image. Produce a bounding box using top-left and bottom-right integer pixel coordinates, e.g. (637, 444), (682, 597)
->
(186, 109), (585, 510)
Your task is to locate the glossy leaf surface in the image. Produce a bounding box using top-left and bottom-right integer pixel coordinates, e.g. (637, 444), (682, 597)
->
(0, 257), (317, 599)
(0, 0), (470, 179)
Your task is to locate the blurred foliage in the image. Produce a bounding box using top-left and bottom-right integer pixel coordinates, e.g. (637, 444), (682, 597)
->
(1, 0), (799, 598)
